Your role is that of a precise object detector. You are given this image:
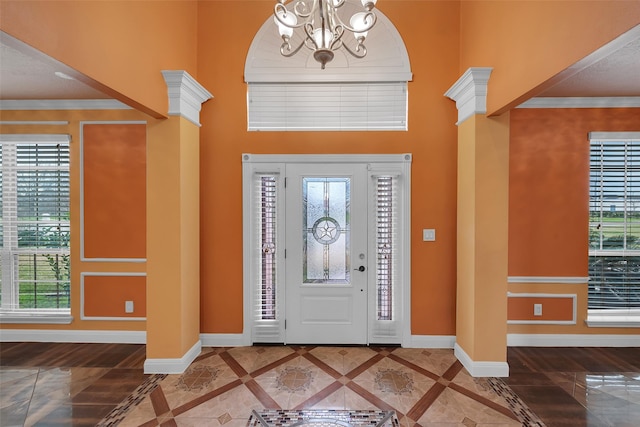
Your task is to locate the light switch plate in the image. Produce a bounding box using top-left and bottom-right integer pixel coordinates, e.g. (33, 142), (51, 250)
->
(125, 300), (134, 313)
(423, 229), (436, 241)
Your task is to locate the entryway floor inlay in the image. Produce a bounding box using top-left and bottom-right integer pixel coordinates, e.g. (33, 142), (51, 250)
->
(248, 409), (398, 427)
(104, 346), (540, 426)
(374, 369), (414, 395)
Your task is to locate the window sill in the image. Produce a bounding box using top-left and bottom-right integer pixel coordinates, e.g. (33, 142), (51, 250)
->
(586, 311), (640, 328)
(0, 311), (73, 324)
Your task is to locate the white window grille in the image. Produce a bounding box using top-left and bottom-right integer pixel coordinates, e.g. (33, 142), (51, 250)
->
(1, 135), (71, 315)
(588, 132), (640, 317)
(375, 176), (394, 321)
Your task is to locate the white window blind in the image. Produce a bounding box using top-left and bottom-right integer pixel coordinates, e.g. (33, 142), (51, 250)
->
(589, 132), (640, 311)
(247, 82), (408, 131)
(1, 135), (71, 313)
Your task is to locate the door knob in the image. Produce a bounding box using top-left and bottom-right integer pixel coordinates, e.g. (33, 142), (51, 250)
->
(355, 265), (365, 272)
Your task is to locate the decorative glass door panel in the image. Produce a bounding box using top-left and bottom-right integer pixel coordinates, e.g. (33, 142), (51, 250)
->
(303, 177), (350, 284)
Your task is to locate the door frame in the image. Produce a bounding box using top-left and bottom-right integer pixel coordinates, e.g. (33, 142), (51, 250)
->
(241, 153), (412, 346)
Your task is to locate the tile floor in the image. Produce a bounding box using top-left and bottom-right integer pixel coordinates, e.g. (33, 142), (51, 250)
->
(100, 346), (537, 427)
(2, 343), (639, 426)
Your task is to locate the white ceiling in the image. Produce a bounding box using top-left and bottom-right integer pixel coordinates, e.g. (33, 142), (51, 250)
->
(1, 24), (639, 103)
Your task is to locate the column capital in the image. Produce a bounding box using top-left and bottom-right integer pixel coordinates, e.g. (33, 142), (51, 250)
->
(161, 70), (213, 127)
(444, 67), (493, 125)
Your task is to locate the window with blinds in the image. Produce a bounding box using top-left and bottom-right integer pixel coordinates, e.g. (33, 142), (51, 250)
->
(375, 176), (394, 321)
(588, 132), (640, 312)
(260, 175), (277, 320)
(247, 82), (408, 131)
(0, 135), (71, 312)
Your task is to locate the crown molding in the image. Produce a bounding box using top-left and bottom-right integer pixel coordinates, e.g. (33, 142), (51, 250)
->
(0, 99), (132, 110)
(161, 70), (213, 127)
(518, 97), (640, 109)
(444, 67), (493, 125)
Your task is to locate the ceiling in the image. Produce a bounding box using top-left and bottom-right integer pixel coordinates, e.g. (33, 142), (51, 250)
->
(1, 25), (639, 104)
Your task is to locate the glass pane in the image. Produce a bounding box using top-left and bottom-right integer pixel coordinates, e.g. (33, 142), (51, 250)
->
(303, 177), (350, 284)
(260, 176), (277, 319)
(16, 253), (70, 309)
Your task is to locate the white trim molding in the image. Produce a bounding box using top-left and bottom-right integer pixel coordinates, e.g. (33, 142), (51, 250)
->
(518, 97), (640, 109)
(80, 272), (147, 321)
(200, 333), (250, 347)
(0, 329), (145, 343)
(161, 70), (213, 127)
(444, 67), (493, 125)
(508, 276), (588, 284)
(144, 339), (202, 374)
(454, 343), (509, 377)
(409, 335), (456, 348)
(0, 121), (69, 126)
(79, 121), (148, 263)
(508, 333), (640, 347)
(507, 292), (577, 325)
(0, 99), (132, 111)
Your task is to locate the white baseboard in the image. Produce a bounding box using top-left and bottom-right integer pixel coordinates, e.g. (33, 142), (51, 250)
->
(454, 343), (509, 377)
(143, 339), (201, 374)
(508, 333), (640, 347)
(200, 333), (250, 347)
(0, 329), (146, 343)
(409, 335), (456, 348)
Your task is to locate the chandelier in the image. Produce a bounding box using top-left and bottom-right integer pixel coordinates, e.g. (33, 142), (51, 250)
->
(274, 0), (378, 69)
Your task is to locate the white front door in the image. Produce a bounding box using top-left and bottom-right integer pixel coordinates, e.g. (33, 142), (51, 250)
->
(284, 163), (368, 344)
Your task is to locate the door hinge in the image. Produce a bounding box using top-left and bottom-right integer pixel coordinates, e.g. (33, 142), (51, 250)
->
(284, 177), (287, 188)
(285, 249), (287, 258)
(284, 319), (287, 329)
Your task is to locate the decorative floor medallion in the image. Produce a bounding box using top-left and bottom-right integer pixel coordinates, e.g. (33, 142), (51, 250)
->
(177, 365), (219, 391)
(374, 369), (414, 395)
(276, 366), (313, 392)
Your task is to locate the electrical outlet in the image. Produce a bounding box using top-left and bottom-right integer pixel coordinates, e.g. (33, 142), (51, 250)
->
(533, 303), (542, 316)
(125, 300), (134, 313)
(423, 229), (436, 241)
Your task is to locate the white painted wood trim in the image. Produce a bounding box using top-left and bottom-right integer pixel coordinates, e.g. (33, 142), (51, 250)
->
(444, 67), (493, 125)
(507, 292), (577, 325)
(80, 272), (147, 321)
(0, 313), (72, 324)
(200, 333), (251, 347)
(409, 335), (455, 348)
(79, 121), (148, 263)
(518, 97), (640, 109)
(0, 121), (69, 126)
(0, 329), (146, 343)
(0, 100), (132, 110)
(454, 343), (509, 377)
(508, 276), (588, 284)
(507, 333), (640, 347)
(242, 153), (412, 346)
(144, 339), (202, 374)
(589, 131), (640, 140)
(161, 70), (213, 127)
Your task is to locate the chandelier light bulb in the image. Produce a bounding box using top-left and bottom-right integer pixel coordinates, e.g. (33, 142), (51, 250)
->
(273, 0), (378, 69)
(350, 12), (370, 39)
(274, 9), (296, 38)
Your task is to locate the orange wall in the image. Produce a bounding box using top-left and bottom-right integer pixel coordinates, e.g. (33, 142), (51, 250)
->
(83, 123), (146, 259)
(509, 108), (640, 277)
(197, 1), (461, 335)
(0, 109), (152, 331)
(83, 275), (146, 318)
(0, 0), (199, 118)
(459, 1), (640, 114)
(508, 296), (574, 322)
